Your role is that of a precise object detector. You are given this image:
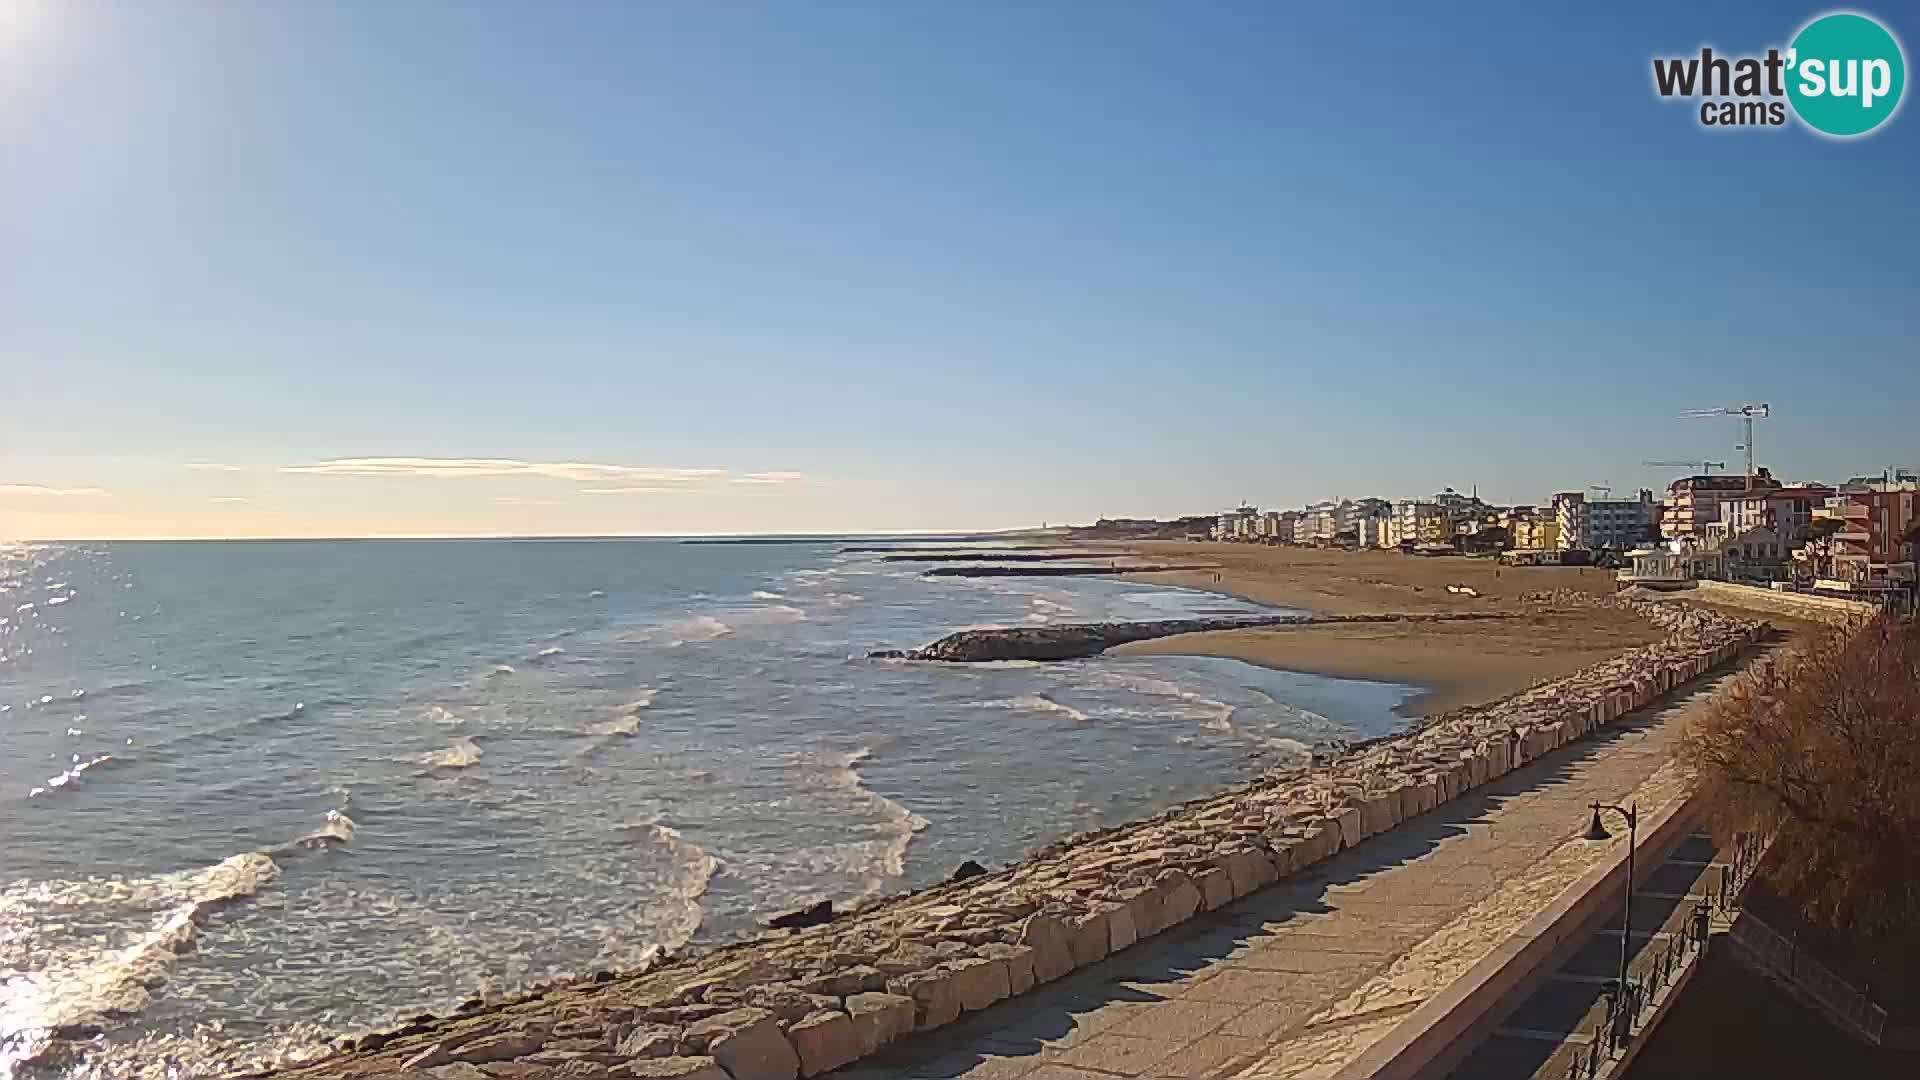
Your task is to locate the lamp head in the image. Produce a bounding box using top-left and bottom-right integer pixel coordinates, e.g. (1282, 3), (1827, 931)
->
(1584, 808), (1612, 842)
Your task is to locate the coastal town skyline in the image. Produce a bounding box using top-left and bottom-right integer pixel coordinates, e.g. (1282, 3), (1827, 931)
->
(4, 0), (1917, 539)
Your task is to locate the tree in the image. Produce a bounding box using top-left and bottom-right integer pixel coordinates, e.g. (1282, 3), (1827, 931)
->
(1681, 617), (1920, 962)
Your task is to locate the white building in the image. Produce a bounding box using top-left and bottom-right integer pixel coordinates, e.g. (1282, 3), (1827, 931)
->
(1554, 490), (1656, 551)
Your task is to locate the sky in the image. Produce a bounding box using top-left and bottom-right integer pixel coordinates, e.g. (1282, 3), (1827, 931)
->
(1, 1), (1916, 539)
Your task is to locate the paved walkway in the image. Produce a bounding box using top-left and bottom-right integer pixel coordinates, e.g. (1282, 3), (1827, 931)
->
(829, 674), (1739, 1080)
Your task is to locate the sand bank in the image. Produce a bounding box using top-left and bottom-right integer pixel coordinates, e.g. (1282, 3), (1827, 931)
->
(1110, 542), (1662, 714)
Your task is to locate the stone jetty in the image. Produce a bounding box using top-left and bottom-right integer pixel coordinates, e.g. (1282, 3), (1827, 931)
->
(260, 597), (1766, 1080)
(871, 611), (1518, 663)
(920, 564), (1215, 578)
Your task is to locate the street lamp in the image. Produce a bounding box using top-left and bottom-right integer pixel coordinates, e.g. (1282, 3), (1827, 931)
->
(1584, 801), (1639, 1039)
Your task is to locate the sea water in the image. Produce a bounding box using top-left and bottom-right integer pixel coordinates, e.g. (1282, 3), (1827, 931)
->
(0, 539), (1416, 1076)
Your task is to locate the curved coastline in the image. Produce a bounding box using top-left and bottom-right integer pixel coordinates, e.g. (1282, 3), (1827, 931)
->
(254, 596), (1771, 1080)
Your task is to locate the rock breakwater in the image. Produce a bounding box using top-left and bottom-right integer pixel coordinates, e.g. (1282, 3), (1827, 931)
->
(873, 611), (1520, 663)
(261, 598), (1767, 1080)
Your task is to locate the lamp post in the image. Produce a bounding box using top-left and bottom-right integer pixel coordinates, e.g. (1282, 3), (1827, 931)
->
(1584, 801), (1639, 1038)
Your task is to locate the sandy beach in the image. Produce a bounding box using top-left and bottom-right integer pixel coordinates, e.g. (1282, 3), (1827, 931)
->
(1108, 541), (1664, 714)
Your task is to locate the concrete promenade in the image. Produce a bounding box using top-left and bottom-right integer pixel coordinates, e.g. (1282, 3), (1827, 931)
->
(828, 677), (1734, 1080)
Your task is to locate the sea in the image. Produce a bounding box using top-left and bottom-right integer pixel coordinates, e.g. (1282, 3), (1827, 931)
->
(0, 539), (1419, 1077)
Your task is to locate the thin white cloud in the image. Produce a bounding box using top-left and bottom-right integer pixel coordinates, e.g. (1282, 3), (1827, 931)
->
(281, 457), (811, 490)
(0, 484), (109, 498)
(580, 486), (701, 496)
(210, 496), (254, 504)
(281, 457), (734, 484)
(494, 496), (564, 506)
(185, 463), (245, 472)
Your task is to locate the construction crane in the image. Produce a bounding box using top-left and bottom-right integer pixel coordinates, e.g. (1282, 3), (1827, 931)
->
(1588, 484), (1614, 499)
(1642, 459), (1728, 475)
(1679, 403), (1770, 490)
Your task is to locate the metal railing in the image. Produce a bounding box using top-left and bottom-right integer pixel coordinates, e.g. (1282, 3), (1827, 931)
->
(1554, 895), (1715, 1079)
(1551, 833), (1766, 1080)
(1725, 911), (1888, 1045)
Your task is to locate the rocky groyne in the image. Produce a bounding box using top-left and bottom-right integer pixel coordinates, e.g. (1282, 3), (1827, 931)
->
(920, 564), (1214, 578)
(871, 611), (1519, 663)
(258, 598), (1767, 1080)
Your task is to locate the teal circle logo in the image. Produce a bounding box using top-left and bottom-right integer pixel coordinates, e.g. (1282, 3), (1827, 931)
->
(1786, 12), (1906, 136)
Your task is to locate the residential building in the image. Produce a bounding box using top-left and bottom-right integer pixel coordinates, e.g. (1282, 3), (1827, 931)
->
(1507, 508), (1560, 552)
(1804, 482), (1920, 586)
(1212, 503), (1260, 541)
(1350, 513), (1387, 549)
(1716, 484), (1835, 547)
(1551, 489), (1655, 551)
(1660, 469), (1779, 542)
(1393, 500), (1447, 545)
(1550, 492), (1589, 549)
(1702, 524), (1788, 581)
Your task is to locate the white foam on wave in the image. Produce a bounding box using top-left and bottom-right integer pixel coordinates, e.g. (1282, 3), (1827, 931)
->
(986, 694), (1092, 724)
(423, 737), (483, 770)
(27, 753), (116, 799)
(750, 590), (784, 601)
(0, 852), (280, 1070)
(802, 749), (929, 894)
(621, 614), (733, 647)
(533, 645), (566, 661)
(601, 821), (720, 969)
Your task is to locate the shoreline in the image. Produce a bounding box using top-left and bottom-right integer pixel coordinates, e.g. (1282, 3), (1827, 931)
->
(1102, 542), (1664, 716)
(258, 597), (1772, 1080)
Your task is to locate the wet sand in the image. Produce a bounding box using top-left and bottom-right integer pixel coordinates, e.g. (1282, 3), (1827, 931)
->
(1109, 541), (1663, 715)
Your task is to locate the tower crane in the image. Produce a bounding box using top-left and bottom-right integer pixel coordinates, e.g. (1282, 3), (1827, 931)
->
(1642, 460), (1728, 475)
(1678, 404), (1770, 490)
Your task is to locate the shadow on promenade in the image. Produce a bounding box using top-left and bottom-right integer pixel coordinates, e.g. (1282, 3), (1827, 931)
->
(838, 678), (1726, 1079)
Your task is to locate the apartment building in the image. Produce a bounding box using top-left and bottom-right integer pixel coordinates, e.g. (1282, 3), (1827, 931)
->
(1660, 470), (1778, 542)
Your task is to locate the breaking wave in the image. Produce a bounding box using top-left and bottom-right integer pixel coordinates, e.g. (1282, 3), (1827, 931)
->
(809, 749), (929, 893)
(423, 737), (483, 770)
(0, 852), (280, 1071)
(603, 822), (720, 969)
(986, 694), (1092, 724)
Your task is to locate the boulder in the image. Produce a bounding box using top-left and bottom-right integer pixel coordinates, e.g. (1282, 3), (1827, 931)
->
(1107, 902), (1139, 952)
(843, 992), (914, 1056)
(791, 965), (886, 999)
(1065, 910), (1112, 968)
(767, 900), (834, 930)
(1194, 866), (1235, 911)
(1155, 871), (1203, 926)
(1018, 913), (1076, 983)
(684, 1009), (799, 1080)
(1335, 807), (1364, 851)
(615, 1056), (732, 1080)
(1222, 847), (1277, 898)
(945, 956), (1011, 1011)
(614, 1024), (681, 1059)
(946, 860), (989, 883)
(979, 943), (1037, 995)
(785, 1011), (859, 1078)
(885, 968), (961, 1031)
(452, 1030), (547, 1064)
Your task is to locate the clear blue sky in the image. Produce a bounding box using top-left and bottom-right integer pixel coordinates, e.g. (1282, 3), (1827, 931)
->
(2, 1), (1915, 537)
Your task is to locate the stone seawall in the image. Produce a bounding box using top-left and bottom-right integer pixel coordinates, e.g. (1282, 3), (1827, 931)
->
(262, 599), (1767, 1080)
(1689, 580), (1879, 626)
